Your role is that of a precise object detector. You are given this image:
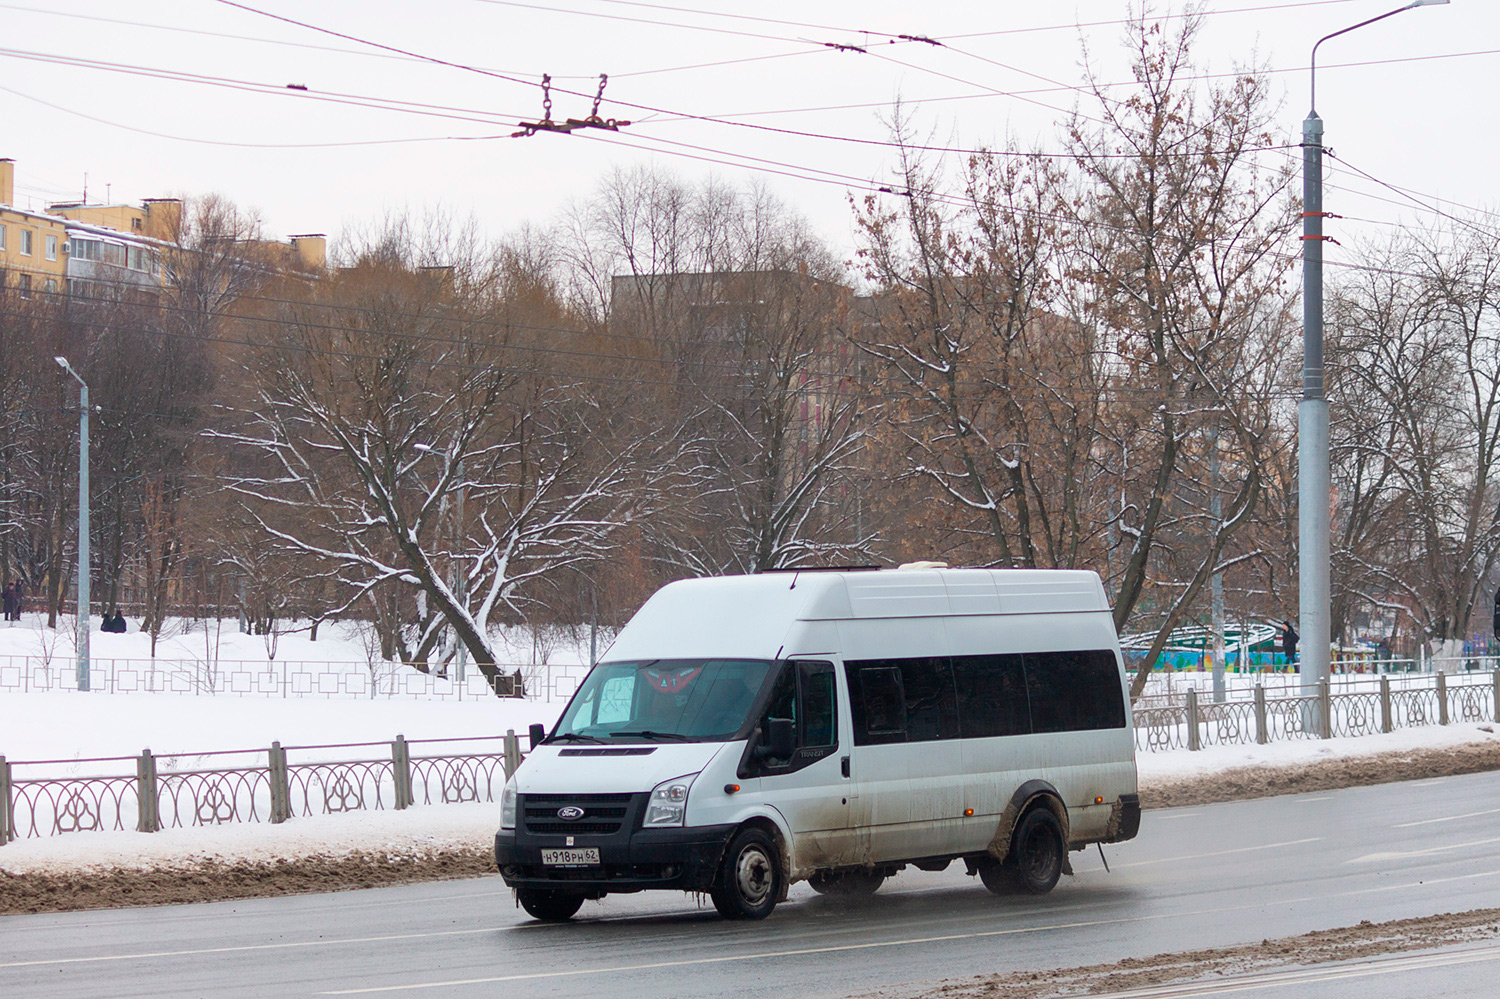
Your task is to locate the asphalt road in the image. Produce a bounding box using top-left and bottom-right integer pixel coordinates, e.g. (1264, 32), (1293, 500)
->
(7, 771), (1500, 999)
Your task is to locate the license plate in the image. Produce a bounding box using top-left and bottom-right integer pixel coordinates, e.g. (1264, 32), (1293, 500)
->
(541, 848), (599, 866)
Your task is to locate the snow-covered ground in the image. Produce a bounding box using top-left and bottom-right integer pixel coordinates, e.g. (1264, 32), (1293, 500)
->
(0, 690), (562, 763)
(0, 611), (595, 670)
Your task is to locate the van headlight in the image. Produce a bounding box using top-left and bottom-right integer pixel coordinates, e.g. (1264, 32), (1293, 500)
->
(500, 778), (517, 830)
(643, 773), (699, 828)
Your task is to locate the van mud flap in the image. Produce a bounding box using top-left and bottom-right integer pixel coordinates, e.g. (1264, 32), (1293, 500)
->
(1103, 794), (1141, 843)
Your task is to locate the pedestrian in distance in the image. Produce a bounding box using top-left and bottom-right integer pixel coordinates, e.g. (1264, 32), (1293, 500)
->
(1281, 620), (1299, 672)
(2, 582), (15, 624)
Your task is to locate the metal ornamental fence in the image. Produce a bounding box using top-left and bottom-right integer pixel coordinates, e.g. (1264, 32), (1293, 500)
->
(0, 732), (523, 844)
(1132, 670), (1500, 752)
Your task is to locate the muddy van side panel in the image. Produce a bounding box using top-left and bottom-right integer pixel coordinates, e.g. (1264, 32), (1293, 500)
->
(942, 609), (1135, 851)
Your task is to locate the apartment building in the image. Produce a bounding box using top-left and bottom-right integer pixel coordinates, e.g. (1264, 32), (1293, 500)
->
(0, 157), (326, 304)
(0, 159), (69, 299)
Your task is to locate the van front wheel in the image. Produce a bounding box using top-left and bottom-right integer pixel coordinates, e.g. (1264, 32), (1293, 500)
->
(710, 827), (781, 920)
(517, 888), (586, 922)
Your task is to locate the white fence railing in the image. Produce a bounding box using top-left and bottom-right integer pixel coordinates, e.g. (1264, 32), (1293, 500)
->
(0, 655), (595, 703)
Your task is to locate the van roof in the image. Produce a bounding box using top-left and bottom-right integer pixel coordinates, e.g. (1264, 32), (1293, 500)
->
(601, 568), (1111, 663)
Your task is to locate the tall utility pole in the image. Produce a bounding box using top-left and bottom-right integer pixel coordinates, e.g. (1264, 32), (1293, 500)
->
(1210, 425), (1225, 703)
(54, 356), (90, 692)
(1300, 0), (1448, 724)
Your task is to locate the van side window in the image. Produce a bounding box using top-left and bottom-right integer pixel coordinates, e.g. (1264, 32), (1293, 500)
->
(951, 653), (1030, 737)
(1023, 650), (1127, 733)
(849, 665), (906, 744)
(799, 662), (836, 748)
(896, 657), (959, 741)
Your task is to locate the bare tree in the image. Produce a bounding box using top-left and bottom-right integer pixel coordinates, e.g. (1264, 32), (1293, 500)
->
(1330, 223), (1500, 650)
(852, 10), (1295, 696)
(216, 235), (681, 694)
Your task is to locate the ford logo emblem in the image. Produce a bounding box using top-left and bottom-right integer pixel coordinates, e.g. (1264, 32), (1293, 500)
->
(556, 806), (585, 821)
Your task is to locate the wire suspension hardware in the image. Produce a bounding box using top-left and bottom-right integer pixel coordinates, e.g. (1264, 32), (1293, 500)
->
(512, 72), (631, 137)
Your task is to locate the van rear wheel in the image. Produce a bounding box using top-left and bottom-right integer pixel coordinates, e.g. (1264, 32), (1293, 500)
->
(517, 888), (586, 922)
(980, 808), (1065, 896)
(710, 827), (781, 920)
(808, 870), (886, 896)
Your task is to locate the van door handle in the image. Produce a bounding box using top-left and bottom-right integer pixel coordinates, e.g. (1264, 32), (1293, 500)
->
(840, 756), (850, 778)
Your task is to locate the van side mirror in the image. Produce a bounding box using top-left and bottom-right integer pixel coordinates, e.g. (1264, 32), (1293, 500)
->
(766, 717), (795, 759)
(528, 723), (546, 749)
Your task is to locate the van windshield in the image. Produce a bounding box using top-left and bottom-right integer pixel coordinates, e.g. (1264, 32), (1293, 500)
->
(551, 659), (776, 743)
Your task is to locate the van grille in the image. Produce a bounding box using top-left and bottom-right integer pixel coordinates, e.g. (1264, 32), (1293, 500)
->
(521, 793), (638, 836)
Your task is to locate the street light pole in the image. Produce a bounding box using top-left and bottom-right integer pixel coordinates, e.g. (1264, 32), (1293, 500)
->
(54, 356), (90, 693)
(1300, 0), (1448, 717)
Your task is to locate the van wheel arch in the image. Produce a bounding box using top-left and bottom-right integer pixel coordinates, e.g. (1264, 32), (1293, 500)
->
(723, 816), (792, 902)
(988, 780), (1073, 873)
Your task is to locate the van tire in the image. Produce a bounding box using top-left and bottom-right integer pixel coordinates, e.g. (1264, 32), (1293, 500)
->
(808, 870), (885, 896)
(710, 827), (782, 920)
(517, 888), (586, 922)
(1003, 808), (1065, 895)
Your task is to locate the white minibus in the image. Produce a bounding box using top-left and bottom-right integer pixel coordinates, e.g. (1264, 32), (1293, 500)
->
(495, 566), (1140, 921)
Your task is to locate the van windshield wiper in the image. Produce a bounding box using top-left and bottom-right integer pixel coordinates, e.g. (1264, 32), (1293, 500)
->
(550, 732), (606, 744)
(607, 730), (695, 742)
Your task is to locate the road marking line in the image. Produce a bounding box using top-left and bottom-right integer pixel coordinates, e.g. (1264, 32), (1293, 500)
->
(1291, 795), (1333, 802)
(1117, 838), (1321, 868)
(0, 925), (507, 970)
(1395, 807), (1500, 828)
(1346, 869), (1500, 896)
(1080, 941), (1500, 997)
(1347, 836), (1500, 864)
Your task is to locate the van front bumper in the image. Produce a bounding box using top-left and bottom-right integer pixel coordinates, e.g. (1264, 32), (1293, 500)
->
(495, 824), (737, 893)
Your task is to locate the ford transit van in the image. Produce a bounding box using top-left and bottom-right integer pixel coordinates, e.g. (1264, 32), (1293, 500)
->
(494, 567), (1140, 921)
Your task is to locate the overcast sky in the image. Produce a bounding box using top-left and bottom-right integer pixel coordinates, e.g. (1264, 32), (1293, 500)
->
(2, 0), (1494, 267)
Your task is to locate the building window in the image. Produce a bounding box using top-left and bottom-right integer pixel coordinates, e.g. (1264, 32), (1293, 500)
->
(72, 239), (100, 261)
(19, 229), (32, 256)
(44, 277), (57, 294)
(45, 234), (58, 261)
(128, 246), (148, 271)
(131, 218), (142, 232)
(0, 224), (6, 251)
(18, 273), (30, 298)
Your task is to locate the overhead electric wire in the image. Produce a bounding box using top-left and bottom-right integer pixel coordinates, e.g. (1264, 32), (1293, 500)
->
(0, 47), (529, 128)
(1327, 155), (1500, 241)
(585, 0), (1365, 42)
(0, 84), (510, 150)
(0, 1), (822, 82)
(678, 47), (1500, 127)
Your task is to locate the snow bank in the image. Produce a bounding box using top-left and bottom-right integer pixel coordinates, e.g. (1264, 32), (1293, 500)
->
(1137, 720), (1500, 782)
(0, 802), (497, 875)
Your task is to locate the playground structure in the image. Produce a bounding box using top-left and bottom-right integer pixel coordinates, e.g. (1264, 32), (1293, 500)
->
(1119, 622), (1413, 674)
